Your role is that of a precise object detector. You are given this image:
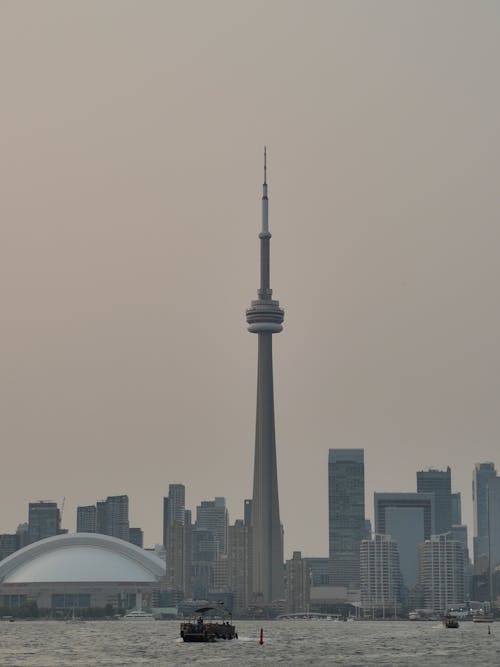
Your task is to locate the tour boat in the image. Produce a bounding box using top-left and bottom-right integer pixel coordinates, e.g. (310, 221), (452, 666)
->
(180, 606), (237, 642)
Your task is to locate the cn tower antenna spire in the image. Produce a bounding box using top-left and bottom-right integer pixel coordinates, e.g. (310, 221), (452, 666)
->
(262, 147), (269, 235)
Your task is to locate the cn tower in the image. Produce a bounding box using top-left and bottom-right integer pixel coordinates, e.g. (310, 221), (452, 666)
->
(246, 149), (284, 603)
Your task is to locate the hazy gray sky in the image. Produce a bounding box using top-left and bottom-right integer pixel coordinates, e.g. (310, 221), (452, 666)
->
(1, 1), (500, 556)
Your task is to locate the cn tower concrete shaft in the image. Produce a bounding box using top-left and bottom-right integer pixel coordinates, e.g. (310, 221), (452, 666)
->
(246, 150), (284, 603)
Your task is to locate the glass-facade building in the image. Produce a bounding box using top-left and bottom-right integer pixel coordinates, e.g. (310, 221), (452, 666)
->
(28, 502), (62, 544)
(416, 467), (452, 535)
(374, 492), (435, 589)
(473, 462), (496, 570)
(76, 505), (97, 533)
(328, 449), (365, 588)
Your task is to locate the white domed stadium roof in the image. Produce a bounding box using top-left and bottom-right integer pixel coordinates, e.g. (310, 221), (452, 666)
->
(0, 533), (165, 584)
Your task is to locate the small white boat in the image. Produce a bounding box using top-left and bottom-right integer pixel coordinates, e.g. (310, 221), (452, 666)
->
(122, 609), (156, 621)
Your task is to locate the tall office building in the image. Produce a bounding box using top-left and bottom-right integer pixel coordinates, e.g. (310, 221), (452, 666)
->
(76, 495), (130, 541)
(163, 484), (190, 596)
(487, 476), (500, 593)
(16, 523), (30, 549)
(196, 498), (229, 556)
(28, 501), (63, 543)
(0, 534), (20, 561)
(76, 505), (97, 533)
(285, 551), (311, 614)
(98, 495), (129, 541)
(163, 484), (185, 548)
(228, 520), (250, 613)
(191, 527), (219, 598)
(246, 151), (285, 603)
(129, 527), (144, 548)
(328, 449), (365, 588)
(417, 467), (452, 535)
(360, 534), (402, 617)
(374, 492), (435, 589)
(244, 499), (252, 527)
(420, 533), (465, 613)
(473, 462), (496, 570)
(451, 492), (462, 526)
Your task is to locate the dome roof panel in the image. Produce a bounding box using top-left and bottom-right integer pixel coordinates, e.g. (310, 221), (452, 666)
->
(0, 533), (165, 583)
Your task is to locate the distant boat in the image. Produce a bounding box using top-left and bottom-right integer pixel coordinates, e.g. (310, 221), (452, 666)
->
(472, 612), (494, 623)
(122, 610), (156, 621)
(443, 615), (459, 628)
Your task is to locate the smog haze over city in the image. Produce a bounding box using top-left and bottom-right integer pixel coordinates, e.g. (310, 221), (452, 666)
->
(2, 1), (500, 557)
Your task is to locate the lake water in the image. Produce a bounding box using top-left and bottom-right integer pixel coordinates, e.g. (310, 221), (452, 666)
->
(0, 620), (499, 666)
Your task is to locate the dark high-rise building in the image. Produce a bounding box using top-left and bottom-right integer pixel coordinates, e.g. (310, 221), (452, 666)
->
(228, 520), (250, 613)
(328, 449), (365, 588)
(417, 467), (452, 535)
(28, 501), (63, 543)
(163, 484), (185, 548)
(129, 527), (144, 548)
(191, 527), (219, 599)
(473, 462), (497, 570)
(79, 496), (130, 542)
(77, 505), (97, 533)
(196, 497), (229, 556)
(285, 551), (311, 614)
(163, 484), (190, 597)
(244, 499), (252, 527)
(487, 476), (500, 594)
(451, 492), (462, 526)
(105, 495), (129, 541)
(375, 492), (435, 590)
(246, 150), (285, 603)
(16, 523), (30, 549)
(0, 534), (19, 561)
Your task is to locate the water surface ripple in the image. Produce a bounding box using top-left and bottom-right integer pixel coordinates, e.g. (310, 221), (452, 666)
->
(0, 620), (498, 666)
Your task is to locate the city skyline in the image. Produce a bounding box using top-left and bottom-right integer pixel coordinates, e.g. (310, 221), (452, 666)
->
(2, 2), (500, 557)
(1, 457), (492, 560)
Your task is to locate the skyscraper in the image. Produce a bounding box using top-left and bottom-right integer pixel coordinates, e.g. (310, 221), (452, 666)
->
(473, 462), (496, 570)
(487, 476), (500, 594)
(285, 551), (311, 614)
(416, 467), (452, 535)
(163, 484), (185, 548)
(97, 495), (130, 542)
(360, 534), (402, 617)
(420, 534), (465, 613)
(228, 519), (250, 613)
(163, 484), (189, 596)
(374, 492), (435, 590)
(328, 449), (365, 588)
(246, 150), (285, 603)
(451, 492), (462, 526)
(196, 497), (229, 555)
(76, 505), (97, 533)
(28, 501), (63, 543)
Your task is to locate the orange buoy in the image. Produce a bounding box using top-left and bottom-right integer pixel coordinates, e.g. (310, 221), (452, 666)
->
(259, 627), (264, 645)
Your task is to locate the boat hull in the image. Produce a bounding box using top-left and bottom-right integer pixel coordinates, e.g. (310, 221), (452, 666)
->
(180, 622), (237, 642)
